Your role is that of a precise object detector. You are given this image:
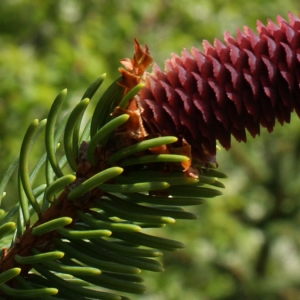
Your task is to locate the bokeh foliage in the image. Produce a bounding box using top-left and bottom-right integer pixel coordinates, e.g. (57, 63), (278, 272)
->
(0, 0), (300, 299)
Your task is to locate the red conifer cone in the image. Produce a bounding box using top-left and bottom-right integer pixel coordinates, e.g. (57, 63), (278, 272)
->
(137, 12), (300, 164)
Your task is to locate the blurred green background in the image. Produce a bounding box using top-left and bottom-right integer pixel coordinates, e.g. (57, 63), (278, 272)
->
(1, 0), (300, 299)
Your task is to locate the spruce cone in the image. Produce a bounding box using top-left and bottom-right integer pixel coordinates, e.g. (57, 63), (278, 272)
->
(138, 12), (300, 164)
